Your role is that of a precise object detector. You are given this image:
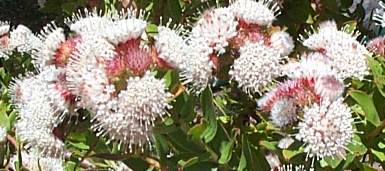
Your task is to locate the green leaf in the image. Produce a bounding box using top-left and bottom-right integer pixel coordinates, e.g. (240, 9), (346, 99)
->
(68, 142), (90, 150)
(218, 140), (234, 164)
(349, 90), (381, 126)
(363, 164), (379, 171)
(188, 124), (206, 141)
(200, 88), (218, 143)
(259, 141), (277, 151)
(237, 150), (247, 171)
(322, 156), (342, 169)
(372, 149), (385, 162)
(282, 149), (303, 160)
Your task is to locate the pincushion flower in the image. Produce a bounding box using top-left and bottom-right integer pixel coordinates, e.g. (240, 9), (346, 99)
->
(367, 36), (385, 57)
(10, 67), (67, 157)
(92, 72), (172, 151)
(270, 31), (294, 56)
(36, 23), (82, 68)
(180, 39), (213, 93)
(270, 97), (297, 127)
(66, 36), (116, 108)
(301, 20), (369, 80)
(230, 41), (284, 94)
(154, 25), (187, 69)
(8, 25), (42, 53)
(191, 7), (238, 54)
(0, 21), (10, 57)
(296, 98), (355, 159)
(65, 9), (114, 36)
(230, 0), (280, 26)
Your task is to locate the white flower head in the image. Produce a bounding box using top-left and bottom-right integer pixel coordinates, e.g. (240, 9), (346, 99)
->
(104, 18), (147, 45)
(154, 26), (187, 69)
(302, 20), (369, 80)
(0, 21), (9, 36)
(315, 75), (344, 101)
(36, 22), (66, 68)
(270, 98), (297, 127)
(230, 0), (280, 26)
(270, 31), (294, 56)
(10, 152), (64, 171)
(180, 39), (213, 93)
(66, 36), (116, 108)
(191, 7), (238, 54)
(8, 25), (42, 53)
(276, 164), (310, 171)
(65, 8), (114, 36)
(296, 98), (355, 160)
(230, 41), (284, 94)
(92, 72), (171, 152)
(284, 53), (334, 79)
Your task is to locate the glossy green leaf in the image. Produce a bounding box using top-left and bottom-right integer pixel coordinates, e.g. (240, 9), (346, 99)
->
(200, 88), (218, 143)
(218, 140), (234, 164)
(349, 90), (381, 126)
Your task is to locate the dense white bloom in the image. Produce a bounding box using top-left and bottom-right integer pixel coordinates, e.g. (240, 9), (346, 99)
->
(230, 0), (280, 25)
(10, 67), (67, 157)
(284, 53), (333, 79)
(36, 23), (66, 67)
(296, 98), (354, 159)
(65, 9), (114, 36)
(270, 98), (297, 127)
(104, 18), (147, 45)
(66, 37), (116, 108)
(10, 152), (64, 171)
(230, 41), (283, 94)
(0, 127), (6, 142)
(0, 21), (9, 36)
(180, 39), (213, 93)
(191, 7), (238, 54)
(92, 72), (171, 149)
(270, 31), (294, 56)
(154, 26), (186, 69)
(302, 21), (369, 80)
(8, 25), (42, 53)
(315, 75), (344, 101)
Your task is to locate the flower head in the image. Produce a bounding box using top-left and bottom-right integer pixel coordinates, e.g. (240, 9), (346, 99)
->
(191, 7), (238, 54)
(92, 72), (172, 152)
(65, 8), (114, 36)
(8, 25), (42, 54)
(270, 31), (294, 56)
(296, 98), (355, 159)
(230, 41), (284, 94)
(270, 98), (298, 127)
(301, 20), (369, 80)
(180, 40), (213, 93)
(154, 25), (187, 69)
(230, 0), (280, 26)
(367, 35), (385, 56)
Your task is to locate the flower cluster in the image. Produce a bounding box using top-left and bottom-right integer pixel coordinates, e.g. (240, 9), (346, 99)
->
(259, 20), (368, 160)
(7, 8), (179, 163)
